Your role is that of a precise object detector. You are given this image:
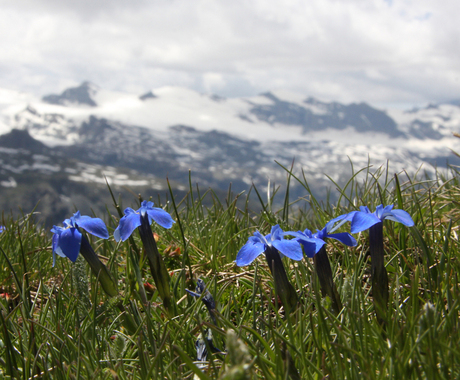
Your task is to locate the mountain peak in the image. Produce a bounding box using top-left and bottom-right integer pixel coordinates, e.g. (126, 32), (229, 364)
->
(139, 90), (157, 101)
(0, 128), (48, 153)
(42, 81), (98, 107)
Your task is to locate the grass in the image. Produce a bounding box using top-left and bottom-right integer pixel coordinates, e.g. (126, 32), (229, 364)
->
(0, 162), (460, 379)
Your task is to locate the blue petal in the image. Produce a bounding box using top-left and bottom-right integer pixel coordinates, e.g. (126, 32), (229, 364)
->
(51, 225), (64, 235)
(326, 232), (357, 247)
(252, 231), (268, 245)
(114, 213), (142, 242)
(268, 224), (283, 241)
(382, 204), (394, 213)
(285, 230), (320, 257)
(351, 212), (381, 233)
(359, 206), (371, 213)
(52, 233), (65, 267)
(315, 226), (328, 240)
(113, 228), (121, 242)
(325, 212), (356, 232)
(68, 211), (81, 227)
(311, 238), (326, 255)
(141, 200), (154, 209)
(185, 289), (201, 297)
(282, 230), (303, 239)
(58, 228), (82, 262)
(147, 207), (175, 229)
(124, 207), (137, 215)
(302, 228), (314, 238)
(272, 239), (303, 261)
(297, 237), (324, 258)
(374, 204), (384, 219)
(300, 241), (319, 258)
(385, 209), (415, 227)
(246, 234), (261, 245)
(235, 241), (265, 266)
(51, 226), (67, 265)
(375, 204), (394, 220)
(51, 232), (66, 257)
(76, 216), (109, 239)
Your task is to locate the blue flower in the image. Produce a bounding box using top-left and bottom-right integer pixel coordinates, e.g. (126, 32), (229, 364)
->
(51, 211), (109, 266)
(114, 200), (175, 242)
(235, 224), (303, 266)
(345, 204), (414, 233)
(286, 216), (357, 258)
(0, 226), (5, 233)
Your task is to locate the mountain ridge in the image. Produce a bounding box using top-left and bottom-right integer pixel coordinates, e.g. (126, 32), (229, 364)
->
(0, 81), (459, 222)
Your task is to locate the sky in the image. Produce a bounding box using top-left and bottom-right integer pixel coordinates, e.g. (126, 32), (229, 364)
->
(1, 0), (459, 108)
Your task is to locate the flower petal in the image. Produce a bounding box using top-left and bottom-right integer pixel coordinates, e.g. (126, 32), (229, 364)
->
(147, 208), (175, 229)
(298, 239), (320, 258)
(330, 211), (357, 231)
(114, 213), (142, 242)
(385, 209), (414, 227)
(185, 289), (201, 297)
(253, 231), (268, 245)
(235, 241), (265, 266)
(57, 228), (82, 262)
(52, 233), (65, 267)
(326, 232), (357, 247)
(312, 238), (327, 257)
(76, 216), (109, 239)
(283, 230), (304, 239)
(359, 205), (371, 213)
(124, 207), (137, 215)
(272, 239), (303, 260)
(285, 230), (320, 258)
(351, 212), (381, 233)
(268, 224), (283, 241)
(141, 200), (154, 209)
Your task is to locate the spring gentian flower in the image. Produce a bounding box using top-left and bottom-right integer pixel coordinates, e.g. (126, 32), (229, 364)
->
(186, 278), (217, 326)
(114, 200), (174, 242)
(0, 226), (5, 233)
(115, 200), (175, 314)
(235, 224), (303, 266)
(344, 204), (414, 324)
(347, 204), (414, 233)
(286, 216), (357, 258)
(51, 211), (119, 298)
(51, 211), (109, 266)
(236, 225), (302, 313)
(286, 217), (356, 314)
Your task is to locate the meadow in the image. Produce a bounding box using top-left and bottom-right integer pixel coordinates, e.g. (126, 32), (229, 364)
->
(0, 162), (459, 379)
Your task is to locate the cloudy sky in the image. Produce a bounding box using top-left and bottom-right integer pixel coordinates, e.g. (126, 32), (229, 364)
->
(1, 0), (459, 108)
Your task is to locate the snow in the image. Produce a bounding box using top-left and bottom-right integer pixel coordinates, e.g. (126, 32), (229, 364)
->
(0, 177), (17, 188)
(0, 83), (459, 166)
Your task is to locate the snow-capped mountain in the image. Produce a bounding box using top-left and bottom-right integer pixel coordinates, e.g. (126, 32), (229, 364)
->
(0, 81), (459, 222)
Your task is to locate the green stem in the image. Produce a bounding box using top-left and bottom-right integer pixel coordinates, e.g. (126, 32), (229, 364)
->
(369, 222), (389, 325)
(79, 235), (138, 334)
(138, 212), (173, 315)
(264, 246), (298, 313)
(79, 235), (118, 298)
(314, 246), (342, 315)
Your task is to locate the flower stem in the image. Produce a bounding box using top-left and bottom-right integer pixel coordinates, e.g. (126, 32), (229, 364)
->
(79, 235), (138, 333)
(369, 222), (389, 325)
(264, 245), (298, 313)
(314, 246), (342, 315)
(79, 235), (118, 298)
(138, 212), (173, 315)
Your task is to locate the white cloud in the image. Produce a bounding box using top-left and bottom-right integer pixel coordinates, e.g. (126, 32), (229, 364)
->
(0, 0), (459, 106)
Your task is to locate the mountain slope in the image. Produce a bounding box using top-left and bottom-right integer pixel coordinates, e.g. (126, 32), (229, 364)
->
(1, 82), (459, 223)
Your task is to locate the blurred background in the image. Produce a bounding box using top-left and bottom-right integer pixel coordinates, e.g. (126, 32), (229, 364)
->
(0, 0), (459, 224)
